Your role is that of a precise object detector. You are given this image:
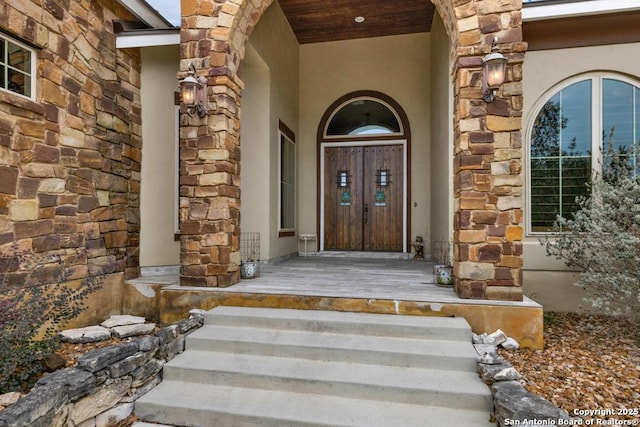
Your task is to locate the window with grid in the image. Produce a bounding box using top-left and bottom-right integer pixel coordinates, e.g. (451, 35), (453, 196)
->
(0, 32), (35, 99)
(529, 75), (640, 233)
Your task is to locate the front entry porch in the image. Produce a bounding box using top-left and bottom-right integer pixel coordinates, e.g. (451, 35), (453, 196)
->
(125, 256), (543, 348)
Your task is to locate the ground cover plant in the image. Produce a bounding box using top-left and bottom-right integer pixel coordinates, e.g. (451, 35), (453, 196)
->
(0, 245), (106, 394)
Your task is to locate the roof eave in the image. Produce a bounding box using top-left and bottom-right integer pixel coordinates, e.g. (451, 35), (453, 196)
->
(116, 29), (180, 48)
(117, 0), (175, 29)
(523, 0), (640, 22)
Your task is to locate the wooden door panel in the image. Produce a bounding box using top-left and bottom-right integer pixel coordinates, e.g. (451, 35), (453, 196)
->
(324, 146), (363, 250)
(364, 146), (403, 251)
(324, 144), (403, 252)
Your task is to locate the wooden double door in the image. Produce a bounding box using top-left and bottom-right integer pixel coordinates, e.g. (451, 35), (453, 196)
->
(324, 144), (404, 252)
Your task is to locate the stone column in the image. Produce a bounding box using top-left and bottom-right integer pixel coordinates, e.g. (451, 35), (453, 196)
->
(451, 0), (527, 301)
(178, 1), (245, 287)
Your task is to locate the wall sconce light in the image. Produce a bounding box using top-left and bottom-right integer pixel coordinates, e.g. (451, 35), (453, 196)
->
(180, 63), (208, 118)
(481, 37), (508, 103)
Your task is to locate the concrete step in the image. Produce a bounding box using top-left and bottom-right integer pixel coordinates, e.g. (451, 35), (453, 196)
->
(186, 324), (477, 371)
(135, 307), (492, 426)
(203, 306), (471, 341)
(163, 350), (492, 409)
(136, 381), (494, 427)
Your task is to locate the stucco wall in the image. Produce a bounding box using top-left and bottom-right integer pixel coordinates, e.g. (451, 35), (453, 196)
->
(140, 45), (180, 267)
(240, 2), (299, 261)
(299, 33), (432, 251)
(240, 45), (271, 260)
(429, 13), (454, 252)
(522, 42), (640, 311)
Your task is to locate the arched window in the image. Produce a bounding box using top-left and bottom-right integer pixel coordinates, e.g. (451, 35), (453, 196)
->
(324, 97), (402, 137)
(528, 74), (640, 233)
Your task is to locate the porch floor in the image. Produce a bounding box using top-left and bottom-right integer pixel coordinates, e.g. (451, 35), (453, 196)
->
(125, 254), (544, 348)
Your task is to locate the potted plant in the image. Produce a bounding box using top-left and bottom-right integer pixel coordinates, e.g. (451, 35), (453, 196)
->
(432, 239), (453, 287)
(240, 232), (260, 279)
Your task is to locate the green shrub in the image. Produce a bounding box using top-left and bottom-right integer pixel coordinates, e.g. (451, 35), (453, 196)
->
(542, 141), (640, 338)
(0, 246), (103, 393)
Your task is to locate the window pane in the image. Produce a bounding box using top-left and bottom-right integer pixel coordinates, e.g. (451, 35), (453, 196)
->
(8, 68), (26, 95)
(327, 99), (400, 136)
(530, 158), (560, 232)
(8, 41), (29, 72)
(603, 79), (634, 152)
(531, 94), (561, 158)
(561, 156), (590, 218)
(530, 80), (591, 232)
(280, 135), (295, 230)
(560, 80), (591, 156)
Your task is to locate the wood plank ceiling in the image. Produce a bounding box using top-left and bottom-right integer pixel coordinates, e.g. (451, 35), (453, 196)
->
(277, 0), (436, 44)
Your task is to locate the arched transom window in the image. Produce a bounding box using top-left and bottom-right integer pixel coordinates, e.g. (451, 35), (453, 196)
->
(528, 74), (640, 233)
(324, 97), (403, 137)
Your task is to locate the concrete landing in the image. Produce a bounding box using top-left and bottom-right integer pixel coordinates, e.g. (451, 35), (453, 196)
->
(125, 257), (543, 348)
(135, 306), (494, 427)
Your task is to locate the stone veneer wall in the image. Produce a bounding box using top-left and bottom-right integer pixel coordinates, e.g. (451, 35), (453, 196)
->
(0, 312), (203, 427)
(0, 0), (142, 318)
(431, 0), (527, 301)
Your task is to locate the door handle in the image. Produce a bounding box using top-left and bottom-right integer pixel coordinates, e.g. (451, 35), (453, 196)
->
(363, 203), (368, 224)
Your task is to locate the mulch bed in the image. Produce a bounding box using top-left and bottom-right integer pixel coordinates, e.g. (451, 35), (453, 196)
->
(499, 312), (640, 423)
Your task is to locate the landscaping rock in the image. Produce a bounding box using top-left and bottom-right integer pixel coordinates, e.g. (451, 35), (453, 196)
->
(95, 402), (134, 427)
(136, 335), (160, 352)
(500, 337), (520, 350)
(0, 392), (21, 407)
(494, 367), (522, 381)
(59, 326), (111, 343)
(111, 323), (155, 339)
(44, 353), (67, 372)
(477, 350), (503, 365)
(487, 329), (508, 346)
(478, 361), (514, 384)
(70, 378), (132, 425)
(101, 315), (146, 329)
(35, 367), (96, 401)
(492, 380), (571, 427)
(108, 351), (155, 378)
(157, 334), (185, 361)
(0, 381), (67, 427)
(156, 324), (179, 345)
(77, 342), (139, 373)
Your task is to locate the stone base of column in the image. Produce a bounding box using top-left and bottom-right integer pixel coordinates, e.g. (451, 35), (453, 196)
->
(180, 270), (239, 288)
(455, 279), (523, 301)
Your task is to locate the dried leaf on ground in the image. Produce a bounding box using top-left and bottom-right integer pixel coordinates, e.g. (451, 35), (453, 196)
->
(499, 313), (640, 422)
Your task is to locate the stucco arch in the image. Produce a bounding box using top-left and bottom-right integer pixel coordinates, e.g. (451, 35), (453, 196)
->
(179, 0), (528, 302)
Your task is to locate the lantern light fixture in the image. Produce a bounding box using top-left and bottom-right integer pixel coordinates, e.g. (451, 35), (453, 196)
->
(481, 37), (508, 103)
(180, 63), (208, 118)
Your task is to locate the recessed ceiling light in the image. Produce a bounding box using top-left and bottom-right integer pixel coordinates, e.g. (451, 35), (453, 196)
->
(354, 16), (365, 23)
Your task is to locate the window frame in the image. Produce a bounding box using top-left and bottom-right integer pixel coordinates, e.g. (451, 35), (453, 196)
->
(278, 120), (296, 237)
(526, 72), (640, 235)
(0, 31), (36, 100)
